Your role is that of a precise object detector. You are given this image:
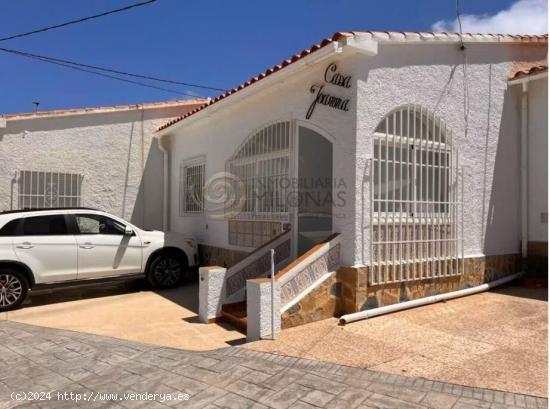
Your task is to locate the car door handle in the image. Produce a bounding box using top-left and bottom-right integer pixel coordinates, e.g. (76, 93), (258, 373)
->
(79, 242), (95, 249)
(16, 242), (34, 249)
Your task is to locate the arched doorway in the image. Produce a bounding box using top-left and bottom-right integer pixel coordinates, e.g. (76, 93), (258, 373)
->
(225, 121), (334, 257)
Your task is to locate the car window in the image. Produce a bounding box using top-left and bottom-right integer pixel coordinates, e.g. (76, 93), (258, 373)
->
(75, 214), (126, 235)
(22, 215), (68, 236)
(0, 219), (20, 236)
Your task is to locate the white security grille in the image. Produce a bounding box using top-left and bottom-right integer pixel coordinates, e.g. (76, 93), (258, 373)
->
(18, 171), (83, 209)
(370, 105), (463, 285)
(227, 121), (292, 221)
(180, 158), (205, 214)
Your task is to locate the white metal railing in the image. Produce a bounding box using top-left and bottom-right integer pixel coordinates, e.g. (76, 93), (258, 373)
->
(17, 170), (83, 209)
(369, 104), (464, 285)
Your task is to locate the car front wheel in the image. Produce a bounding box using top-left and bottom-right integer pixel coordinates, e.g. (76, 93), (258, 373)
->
(0, 269), (29, 312)
(147, 253), (187, 289)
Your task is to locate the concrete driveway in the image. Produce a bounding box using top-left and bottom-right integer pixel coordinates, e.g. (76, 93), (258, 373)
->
(0, 278), (246, 351)
(247, 285), (548, 398)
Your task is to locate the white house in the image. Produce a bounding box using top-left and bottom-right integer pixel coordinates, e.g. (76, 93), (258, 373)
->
(155, 31), (547, 337)
(0, 99), (204, 230)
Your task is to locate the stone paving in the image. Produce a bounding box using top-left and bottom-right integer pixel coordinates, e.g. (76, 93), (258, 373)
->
(0, 321), (546, 409)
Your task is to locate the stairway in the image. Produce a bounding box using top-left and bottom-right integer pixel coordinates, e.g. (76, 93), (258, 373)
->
(221, 301), (247, 332)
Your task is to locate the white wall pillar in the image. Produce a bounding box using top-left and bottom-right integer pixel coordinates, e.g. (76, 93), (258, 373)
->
(198, 266), (227, 323)
(246, 278), (281, 341)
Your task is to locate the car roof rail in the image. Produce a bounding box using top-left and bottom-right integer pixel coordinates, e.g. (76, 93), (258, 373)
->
(0, 207), (101, 215)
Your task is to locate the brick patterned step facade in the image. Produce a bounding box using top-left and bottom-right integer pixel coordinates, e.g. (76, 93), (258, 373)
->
(221, 301), (247, 332)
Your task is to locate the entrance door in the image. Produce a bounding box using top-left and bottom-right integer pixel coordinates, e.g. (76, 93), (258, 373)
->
(296, 126), (333, 256)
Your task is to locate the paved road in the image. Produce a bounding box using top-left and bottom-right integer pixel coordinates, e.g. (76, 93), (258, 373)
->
(0, 321), (546, 408)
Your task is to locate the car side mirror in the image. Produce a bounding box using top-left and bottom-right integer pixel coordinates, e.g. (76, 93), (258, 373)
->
(124, 226), (134, 236)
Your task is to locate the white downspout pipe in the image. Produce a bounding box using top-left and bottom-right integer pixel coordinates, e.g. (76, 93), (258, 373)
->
(339, 272), (524, 325)
(520, 81), (529, 259)
(157, 135), (169, 232)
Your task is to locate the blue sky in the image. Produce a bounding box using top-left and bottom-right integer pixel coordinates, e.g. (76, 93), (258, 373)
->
(0, 0), (544, 113)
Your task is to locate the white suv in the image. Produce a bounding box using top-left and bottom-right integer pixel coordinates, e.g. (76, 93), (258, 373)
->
(0, 208), (199, 311)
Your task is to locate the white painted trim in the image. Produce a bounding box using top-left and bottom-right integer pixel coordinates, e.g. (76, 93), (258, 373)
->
(281, 271), (334, 313)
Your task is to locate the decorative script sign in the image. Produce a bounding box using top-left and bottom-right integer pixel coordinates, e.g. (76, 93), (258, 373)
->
(306, 63), (352, 120)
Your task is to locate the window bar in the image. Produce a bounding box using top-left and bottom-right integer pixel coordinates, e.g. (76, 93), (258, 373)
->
(405, 105), (410, 281)
(419, 106), (427, 278)
(442, 122), (449, 276)
(398, 109), (407, 281)
(437, 118), (445, 276)
(430, 111), (435, 278)
(370, 158), (375, 284)
(461, 163), (464, 275)
(390, 112), (398, 282)
(384, 115), (389, 284)
(455, 148), (459, 275)
(412, 105), (417, 280)
(377, 123), (382, 285)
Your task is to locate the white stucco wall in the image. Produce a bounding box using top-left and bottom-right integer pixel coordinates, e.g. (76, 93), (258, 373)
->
(165, 40), (546, 266)
(0, 103), (200, 230)
(356, 42), (547, 263)
(527, 76), (548, 243)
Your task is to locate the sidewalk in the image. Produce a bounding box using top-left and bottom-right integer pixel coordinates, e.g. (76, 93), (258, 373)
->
(0, 321), (546, 408)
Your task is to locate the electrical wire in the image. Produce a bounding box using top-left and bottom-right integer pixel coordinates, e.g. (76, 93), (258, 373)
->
(456, 0), (465, 50)
(0, 47), (204, 98)
(0, 0), (158, 42)
(0, 46), (226, 92)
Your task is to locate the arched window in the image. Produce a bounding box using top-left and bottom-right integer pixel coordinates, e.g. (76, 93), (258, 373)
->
(227, 122), (292, 247)
(371, 105), (462, 284)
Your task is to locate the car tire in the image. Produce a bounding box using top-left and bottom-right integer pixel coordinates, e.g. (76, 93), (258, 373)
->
(0, 269), (29, 312)
(146, 252), (187, 289)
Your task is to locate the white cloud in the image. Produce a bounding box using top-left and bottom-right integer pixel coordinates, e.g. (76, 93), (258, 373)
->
(432, 0), (547, 35)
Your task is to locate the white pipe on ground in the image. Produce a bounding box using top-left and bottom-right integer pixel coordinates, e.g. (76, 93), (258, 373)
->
(339, 272), (524, 325)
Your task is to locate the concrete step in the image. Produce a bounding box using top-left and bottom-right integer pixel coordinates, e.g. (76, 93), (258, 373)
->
(221, 301), (247, 332)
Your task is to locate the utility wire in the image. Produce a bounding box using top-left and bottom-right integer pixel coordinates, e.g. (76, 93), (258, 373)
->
(0, 0), (157, 42)
(456, 0), (465, 50)
(0, 46), (226, 92)
(0, 46), (204, 98)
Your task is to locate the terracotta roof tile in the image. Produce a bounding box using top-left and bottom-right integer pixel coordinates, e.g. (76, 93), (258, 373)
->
(509, 60), (548, 80)
(157, 31), (548, 132)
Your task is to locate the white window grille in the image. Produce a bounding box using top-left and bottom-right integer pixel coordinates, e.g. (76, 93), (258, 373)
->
(18, 171), (83, 209)
(227, 122), (292, 221)
(225, 122), (291, 248)
(370, 104), (463, 285)
(180, 158), (205, 215)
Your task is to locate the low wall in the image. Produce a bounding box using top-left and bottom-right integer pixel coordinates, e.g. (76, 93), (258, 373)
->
(282, 273), (342, 329)
(282, 253), (520, 328)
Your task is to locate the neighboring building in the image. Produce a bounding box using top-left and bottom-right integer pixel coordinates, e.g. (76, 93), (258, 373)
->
(0, 99), (205, 230)
(155, 31), (547, 338)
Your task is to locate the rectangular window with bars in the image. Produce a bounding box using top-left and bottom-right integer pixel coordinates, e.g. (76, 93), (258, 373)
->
(18, 171), (83, 209)
(180, 158), (205, 215)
